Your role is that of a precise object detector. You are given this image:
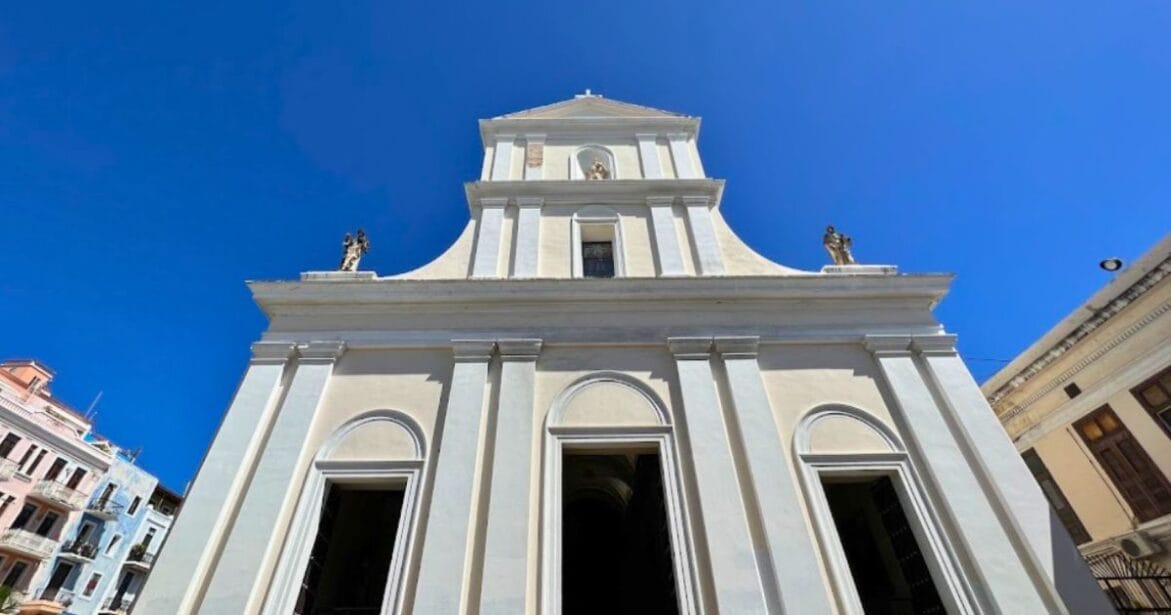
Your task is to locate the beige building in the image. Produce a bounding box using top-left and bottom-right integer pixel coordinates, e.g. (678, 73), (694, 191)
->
(985, 233), (1171, 611)
(136, 94), (1110, 614)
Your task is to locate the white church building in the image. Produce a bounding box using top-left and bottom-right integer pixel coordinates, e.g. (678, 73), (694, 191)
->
(135, 95), (1111, 614)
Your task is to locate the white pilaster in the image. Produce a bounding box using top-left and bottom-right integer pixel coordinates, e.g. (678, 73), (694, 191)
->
(912, 336), (1113, 614)
(200, 340), (346, 614)
(864, 335), (1055, 613)
(636, 133), (663, 179)
(413, 340), (495, 614)
(472, 198), (508, 278)
(714, 336), (834, 614)
(491, 134), (516, 181)
(647, 196), (685, 276)
(512, 198), (543, 278)
(478, 339), (542, 615)
(682, 196), (725, 275)
(668, 133), (699, 178)
(668, 337), (769, 615)
(134, 341), (293, 615)
(523, 135), (545, 180)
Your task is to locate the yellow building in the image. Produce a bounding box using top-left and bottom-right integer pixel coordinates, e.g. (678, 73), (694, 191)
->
(985, 233), (1171, 611)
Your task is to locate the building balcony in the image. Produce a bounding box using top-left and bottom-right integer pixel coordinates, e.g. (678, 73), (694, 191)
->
(0, 458), (17, 481)
(99, 594), (135, 614)
(124, 544), (155, 570)
(28, 480), (87, 510)
(60, 539), (99, 562)
(0, 528), (58, 560)
(38, 586), (77, 605)
(86, 497), (123, 520)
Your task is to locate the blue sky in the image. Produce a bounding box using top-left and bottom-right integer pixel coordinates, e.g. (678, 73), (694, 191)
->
(1, 2), (1168, 490)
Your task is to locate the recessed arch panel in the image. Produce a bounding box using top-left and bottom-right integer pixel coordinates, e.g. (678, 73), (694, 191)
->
(547, 372), (671, 428)
(794, 404), (904, 456)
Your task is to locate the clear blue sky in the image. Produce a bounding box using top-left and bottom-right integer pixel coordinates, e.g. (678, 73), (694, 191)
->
(1, 2), (1168, 490)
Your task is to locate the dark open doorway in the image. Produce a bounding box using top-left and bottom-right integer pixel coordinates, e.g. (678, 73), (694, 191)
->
(562, 453), (679, 615)
(823, 475), (946, 615)
(294, 484), (405, 615)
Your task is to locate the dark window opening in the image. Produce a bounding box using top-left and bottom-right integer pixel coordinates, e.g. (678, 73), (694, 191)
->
(27, 450), (47, 476)
(1133, 366), (1171, 437)
(823, 476), (947, 615)
(0, 434), (20, 459)
(563, 453), (678, 615)
(66, 468), (86, 490)
(11, 504), (35, 530)
(1076, 406), (1171, 522)
(294, 484), (405, 615)
(35, 511), (60, 537)
(1022, 449), (1091, 544)
(1063, 383), (1082, 399)
(582, 241), (615, 278)
(44, 458), (66, 482)
(3, 561), (28, 588)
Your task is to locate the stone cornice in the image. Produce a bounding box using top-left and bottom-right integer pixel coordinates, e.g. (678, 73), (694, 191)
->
(985, 255), (1171, 408)
(479, 117), (700, 146)
(714, 336), (759, 359)
(296, 341), (347, 363)
(250, 341), (296, 364)
(452, 339), (496, 362)
(464, 179), (725, 211)
(249, 274), (953, 318)
(497, 338), (543, 360)
(668, 337), (713, 359)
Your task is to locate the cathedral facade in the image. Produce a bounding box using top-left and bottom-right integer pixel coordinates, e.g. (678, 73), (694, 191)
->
(136, 95), (1110, 614)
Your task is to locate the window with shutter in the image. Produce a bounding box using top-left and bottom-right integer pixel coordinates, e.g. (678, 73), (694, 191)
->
(1132, 365), (1171, 437)
(1021, 449), (1091, 544)
(1075, 406), (1171, 522)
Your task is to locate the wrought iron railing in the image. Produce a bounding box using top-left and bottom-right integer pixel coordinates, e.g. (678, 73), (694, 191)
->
(1088, 553), (1171, 613)
(61, 539), (99, 559)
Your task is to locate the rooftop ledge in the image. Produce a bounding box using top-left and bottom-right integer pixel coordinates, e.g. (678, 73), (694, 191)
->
(249, 272), (953, 316)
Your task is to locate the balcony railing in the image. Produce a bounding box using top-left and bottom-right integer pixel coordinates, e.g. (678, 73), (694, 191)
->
(0, 528), (58, 559)
(100, 594), (135, 613)
(0, 458), (17, 481)
(38, 587), (76, 604)
(125, 545), (155, 568)
(61, 539), (99, 560)
(87, 497), (124, 519)
(29, 479), (87, 510)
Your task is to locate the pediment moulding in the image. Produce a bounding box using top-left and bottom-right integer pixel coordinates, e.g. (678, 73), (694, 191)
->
(463, 178), (724, 210)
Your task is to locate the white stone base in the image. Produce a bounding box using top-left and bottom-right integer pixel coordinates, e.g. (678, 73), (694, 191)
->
(300, 271), (377, 281)
(820, 264), (898, 275)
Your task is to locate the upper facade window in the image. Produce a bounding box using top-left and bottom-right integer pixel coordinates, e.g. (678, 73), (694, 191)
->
(1133, 365), (1171, 436)
(581, 242), (614, 278)
(1075, 406), (1171, 522)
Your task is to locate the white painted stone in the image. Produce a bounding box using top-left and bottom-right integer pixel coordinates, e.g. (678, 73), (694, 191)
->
(668, 337), (768, 615)
(647, 196), (685, 276)
(682, 196), (725, 275)
(491, 135), (515, 181)
(865, 336), (1055, 613)
(715, 336), (834, 614)
(668, 133), (698, 179)
(133, 342), (292, 615)
(472, 198), (508, 278)
(913, 337), (1114, 614)
(820, 264), (898, 275)
(300, 271), (377, 281)
(479, 339), (541, 615)
(412, 340), (494, 614)
(199, 341), (345, 614)
(636, 133), (663, 179)
(513, 198), (542, 278)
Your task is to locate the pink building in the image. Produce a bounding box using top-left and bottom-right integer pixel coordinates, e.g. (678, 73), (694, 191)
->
(0, 360), (112, 601)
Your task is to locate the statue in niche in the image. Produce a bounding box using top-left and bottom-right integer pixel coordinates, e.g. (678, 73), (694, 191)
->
(586, 159), (610, 180)
(339, 229), (370, 271)
(823, 225), (856, 265)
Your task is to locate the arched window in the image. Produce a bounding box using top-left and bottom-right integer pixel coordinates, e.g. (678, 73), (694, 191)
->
(542, 373), (699, 615)
(794, 405), (977, 614)
(263, 411), (426, 615)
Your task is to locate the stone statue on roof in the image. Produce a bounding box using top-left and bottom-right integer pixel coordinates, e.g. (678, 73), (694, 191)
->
(340, 229), (370, 272)
(823, 225), (855, 266)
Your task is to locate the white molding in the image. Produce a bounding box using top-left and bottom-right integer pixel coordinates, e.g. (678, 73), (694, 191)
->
(636, 133), (663, 179)
(547, 371), (672, 428)
(491, 134), (516, 181)
(569, 144), (617, 180)
(512, 197), (543, 278)
(647, 196), (685, 276)
(793, 405), (978, 615)
(471, 198), (508, 278)
(464, 178), (725, 209)
(262, 410), (427, 615)
(681, 196), (724, 275)
(667, 134), (699, 178)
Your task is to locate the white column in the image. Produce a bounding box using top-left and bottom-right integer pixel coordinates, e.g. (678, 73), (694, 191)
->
(714, 336), (834, 614)
(647, 196), (685, 276)
(523, 135), (545, 180)
(912, 336), (1113, 614)
(668, 337), (769, 615)
(199, 341), (345, 614)
(512, 198), (542, 278)
(472, 198), (508, 278)
(478, 339), (541, 615)
(682, 196), (725, 275)
(668, 133), (699, 178)
(413, 340), (495, 614)
(134, 342), (293, 615)
(491, 134), (516, 181)
(637, 133), (663, 179)
(864, 335), (1055, 613)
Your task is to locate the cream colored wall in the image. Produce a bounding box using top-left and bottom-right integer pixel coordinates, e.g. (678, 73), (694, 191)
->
(538, 210), (571, 278)
(535, 204), (657, 278)
(657, 140), (676, 178)
(537, 141), (642, 180)
(713, 210), (809, 276)
(1031, 428), (1133, 540)
(386, 221), (474, 280)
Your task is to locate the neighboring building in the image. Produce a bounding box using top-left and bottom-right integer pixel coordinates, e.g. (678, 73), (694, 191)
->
(0, 361), (112, 603)
(93, 484), (181, 614)
(985, 233), (1171, 611)
(138, 95), (1110, 614)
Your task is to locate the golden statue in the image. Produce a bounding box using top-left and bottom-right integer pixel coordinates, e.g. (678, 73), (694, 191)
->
(586, 160), (610, 180)
(823, 225), (855, 265)
(339, 229), (370, 272)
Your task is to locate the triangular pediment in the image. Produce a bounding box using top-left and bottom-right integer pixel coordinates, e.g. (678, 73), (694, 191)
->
(496, 95), (686, 120)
